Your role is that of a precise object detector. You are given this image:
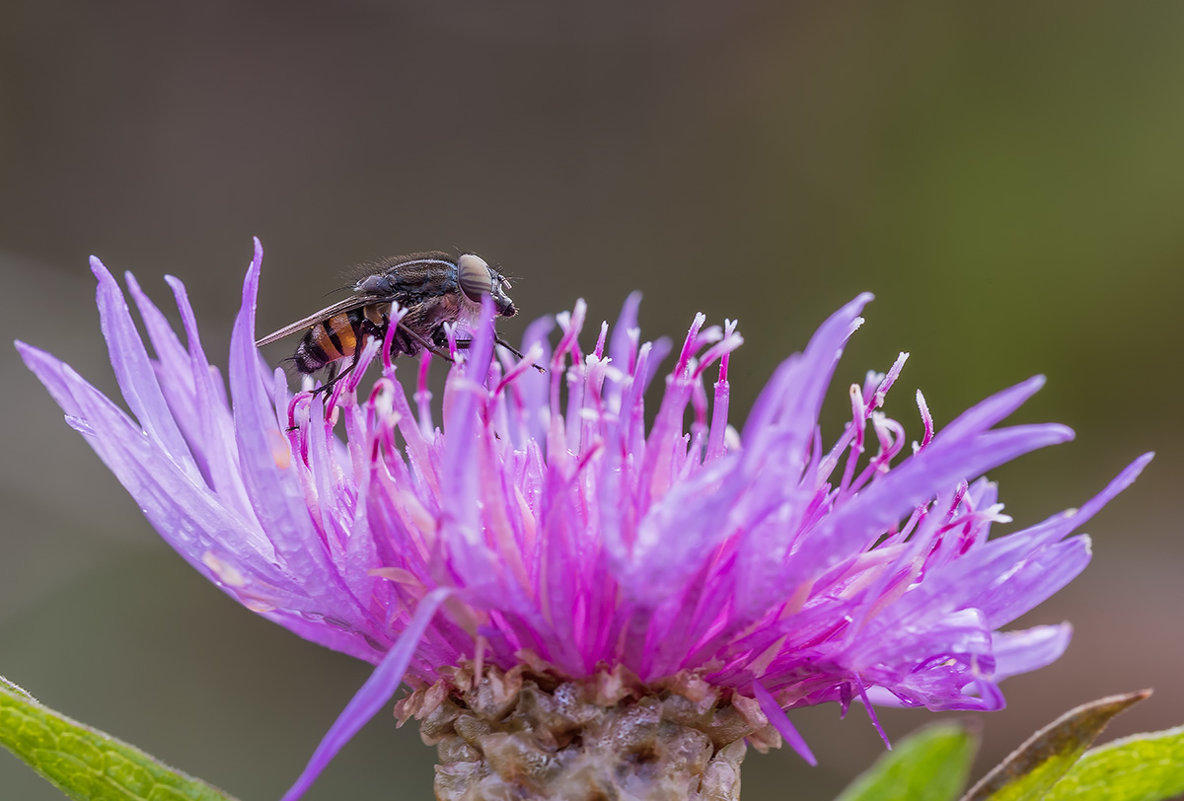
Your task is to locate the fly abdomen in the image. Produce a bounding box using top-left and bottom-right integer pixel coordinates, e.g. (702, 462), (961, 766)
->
(294, 312), (359, 374)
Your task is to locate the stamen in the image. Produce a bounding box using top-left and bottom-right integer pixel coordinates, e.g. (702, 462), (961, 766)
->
(915, 389), (934, 452)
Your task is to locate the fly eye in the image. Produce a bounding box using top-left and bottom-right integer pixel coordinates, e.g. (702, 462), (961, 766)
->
(457, 254), (492, 303)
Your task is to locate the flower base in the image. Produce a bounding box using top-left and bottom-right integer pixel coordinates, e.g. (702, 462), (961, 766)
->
(400, 665), (779, 801)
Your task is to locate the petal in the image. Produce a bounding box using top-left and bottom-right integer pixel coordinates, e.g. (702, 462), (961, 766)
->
(440, 296), (498, 583)
(742, 292), (873, 448)
(940, 375), (1046, 441)
(752, 683), (816, 765)
(994, 452), (1154, 553)
(16, 342), (287, 599)
(789, 421), (1074, 588)
(164, 274), (260, 527)
(279, 588), (452, 801)
(227, 241), (334, 583)
(92, 257), (200, 480)
(991, 624), (1073, 679)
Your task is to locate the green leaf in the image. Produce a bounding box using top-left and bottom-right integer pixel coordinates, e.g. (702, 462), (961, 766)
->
(0, 675), (240, 801)
(833, 722), (979, 801)
(960, 689), (1151, 801)
(1044, 725), (1184, 801)
(1, 674), (36, 700)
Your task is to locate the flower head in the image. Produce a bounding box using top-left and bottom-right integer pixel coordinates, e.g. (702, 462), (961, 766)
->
(18, 240), (1150, 800)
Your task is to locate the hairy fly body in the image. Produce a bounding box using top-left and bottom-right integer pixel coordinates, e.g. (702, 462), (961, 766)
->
(256, 251), (527, 391)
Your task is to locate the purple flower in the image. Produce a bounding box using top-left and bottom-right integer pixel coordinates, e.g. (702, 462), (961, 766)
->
(17, 240), (1150, 800)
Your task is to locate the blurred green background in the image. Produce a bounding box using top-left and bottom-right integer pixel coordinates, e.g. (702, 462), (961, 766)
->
(2, 2), (1181, 799)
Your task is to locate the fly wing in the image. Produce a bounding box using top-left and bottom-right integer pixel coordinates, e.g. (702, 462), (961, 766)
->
(255, 294), (388, 347)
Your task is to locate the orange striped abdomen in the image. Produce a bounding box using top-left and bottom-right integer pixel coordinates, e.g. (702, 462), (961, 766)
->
(294, 312), (360, 374)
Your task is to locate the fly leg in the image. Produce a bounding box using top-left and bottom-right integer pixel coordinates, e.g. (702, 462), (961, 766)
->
(397, 320), (456, 363)
(494, 334), (546, 372)
(453, 335), (546, 373)
(311, 363), (340, 397)
(312, 348), (362, 398)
